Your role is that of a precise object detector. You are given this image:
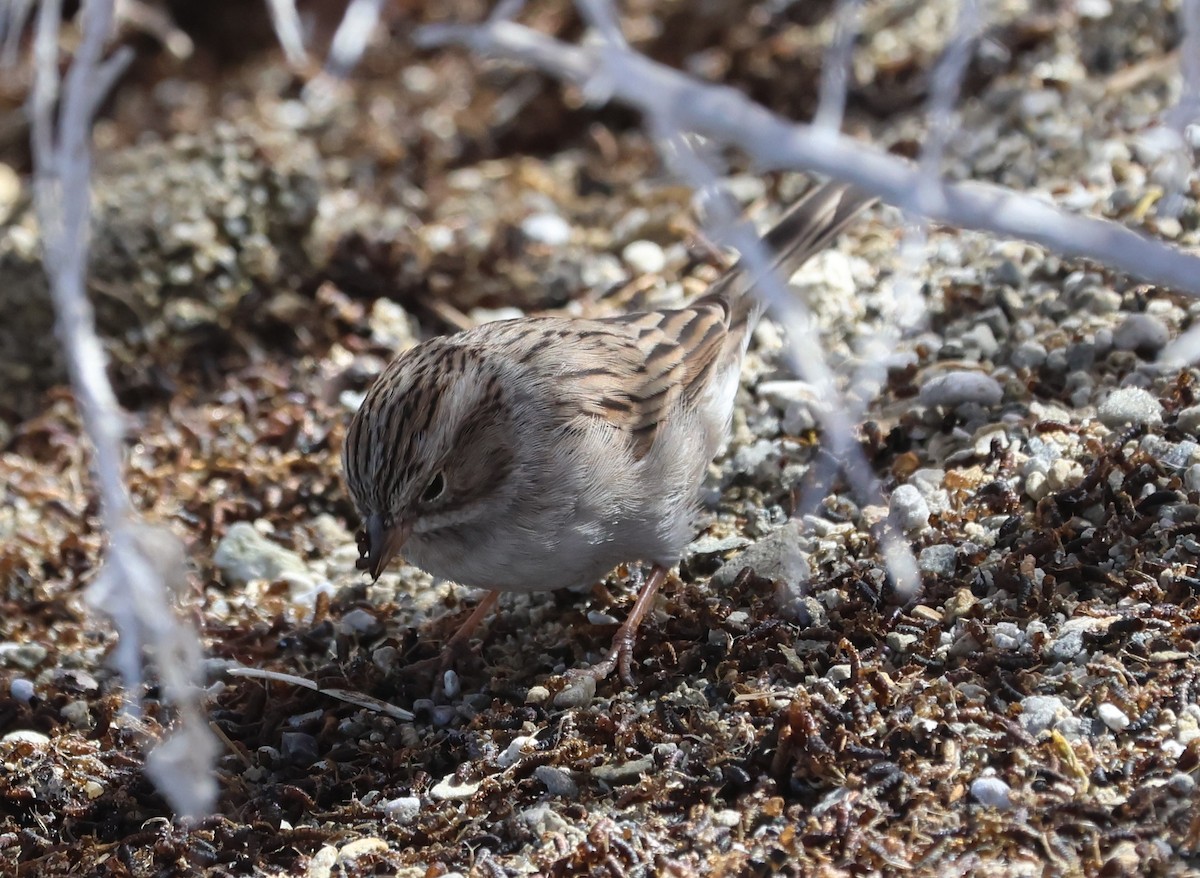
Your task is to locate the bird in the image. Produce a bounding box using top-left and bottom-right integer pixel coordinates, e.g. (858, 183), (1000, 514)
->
(341, 180), (873, 684)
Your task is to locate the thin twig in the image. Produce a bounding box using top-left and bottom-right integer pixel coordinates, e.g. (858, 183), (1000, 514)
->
(415, 18), (1200, 298)
(29, 0), (217, 818)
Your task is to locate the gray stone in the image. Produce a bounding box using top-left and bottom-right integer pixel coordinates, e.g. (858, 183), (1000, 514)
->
(918, 544), (957, 577)
(711, 520), (810, 589)
(521, 212), (571, 246)
(621, 240), (666, 274)
(0, 642), (47, 670)
(9, 677), (34, 702)
(554, 675), (596, 708)
(1097, 387), (1162, 429)
(919, 371), (1003, 408)
(1010, 341), (1047, 370)
(592, 757), (654, 785)
(382, 796), (421, 823)
(213, 521), (311, 587)
(280, 731), (319, 765)
(1112, 313), (1170, 356)
(534, 765), (579, 798)
(1178, 405), (1200, 436)
(970, 775), (1013, 809)
(890, 484), (930, 533)
(1018, 695), (1071, 735)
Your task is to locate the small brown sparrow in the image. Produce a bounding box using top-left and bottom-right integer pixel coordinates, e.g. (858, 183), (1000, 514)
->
(342, 181), (872, 683)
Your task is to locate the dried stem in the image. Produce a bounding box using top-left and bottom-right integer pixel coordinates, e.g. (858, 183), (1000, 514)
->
(29, 0), (216, 818)
(415, 17), (1200, 297)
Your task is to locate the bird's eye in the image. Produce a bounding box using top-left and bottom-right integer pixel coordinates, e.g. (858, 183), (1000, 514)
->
(421, 472), (446, 503)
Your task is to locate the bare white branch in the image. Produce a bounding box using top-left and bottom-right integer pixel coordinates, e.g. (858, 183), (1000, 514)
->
(659, 128), (921, 597)
(29, 0), (217, 819)
(415, 18), (1200, 298)
(265, 0), (308, 66)
(325, 0), (384, 78)
(813, 0), (862, 136)
(0, 0), (34, 68)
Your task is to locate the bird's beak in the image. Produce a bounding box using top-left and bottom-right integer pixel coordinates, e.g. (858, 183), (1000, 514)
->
(358, 515), (412, 581)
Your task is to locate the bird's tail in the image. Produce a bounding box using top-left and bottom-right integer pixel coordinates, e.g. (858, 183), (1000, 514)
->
(699, 180), (876, 340)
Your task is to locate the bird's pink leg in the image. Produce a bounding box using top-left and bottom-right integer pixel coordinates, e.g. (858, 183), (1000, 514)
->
(438, 589), (501, 663)
(573, 564), (668, 685)
(407, 590), (500, 678)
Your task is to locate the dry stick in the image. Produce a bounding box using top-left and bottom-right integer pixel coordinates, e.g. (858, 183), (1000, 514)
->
(812, 0), (862, 136)
(30, 0), (216, 818)
(265, 0), (308, 67)
(800, 2), (981, 522)
(567, 1), (920, 595)
(325, 0), (385, 78)
(414, 18), (1200, 298)
(664, 130), (920, 598)
(1156, 0), (1200, 365)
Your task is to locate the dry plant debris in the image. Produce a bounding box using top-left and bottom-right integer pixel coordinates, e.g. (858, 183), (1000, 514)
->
(2, 0), (1200, 875)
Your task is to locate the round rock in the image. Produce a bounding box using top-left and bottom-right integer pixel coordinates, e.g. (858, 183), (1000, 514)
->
(969, 775), (1013, 809)
(919, 371), (1003, 408)
(1112, 313), (1169, 357)
(890, 484), (931, 533)
(621, 240), (666, 275)
(1097, 387), (1163, 429)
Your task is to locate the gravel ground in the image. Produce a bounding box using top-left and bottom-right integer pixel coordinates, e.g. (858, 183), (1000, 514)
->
(2, 1), (1200, 875)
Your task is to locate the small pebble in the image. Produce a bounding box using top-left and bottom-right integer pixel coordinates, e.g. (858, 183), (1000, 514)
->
(1045, 616), (1112, 663)
(2, 729), (49, 746)
(991, 622), (1024, 651)
(534, 765), (579, 798)
(592, 757), (654, 785)
(521, 212), (571, 246)
(382, 796), (422, 823)
(918, 544), (957, 577)
(621, 239), (666, 274)
(1024, 470), (1050, 501)
(61, 700), (92, 729)
(0, 642), (48, 670)
(1187, 464), (1200, 493)
(942, 589), (976, 623)
(1178, 405), (1200, 436)
(1019, 695), (1070, 735)
(430, 775), (481, 801)
(497, 735), (538, 769)
(961, 323), (999, 360)
(1112, 313), (1169, 356)
(336, 608), (380, 636)
(1097, 702), (1131, 732)
(1097, 387), (1163, 429)
(1046, 459), (1083, 491)
(756, 380), (813, 411)
(890, 484), (931, 533)
(918, 371), (1003, 408)
(525, 685), (550, 705)
(554, 675), (596, 708)
(213, 521), (313, 590)
(9, 678), (34, 703)
(337, 838), (390, 863)
(969, 775), (1013, 809)
(886, 632), (918, 652)
(1009, 341), (1047, 370)
(989, 258), (1024, 289)
(280, 732), (320, 766)
(712, 809), (742, 827)
(826, 664), (852, 682)
(711, 520), (810, 589)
